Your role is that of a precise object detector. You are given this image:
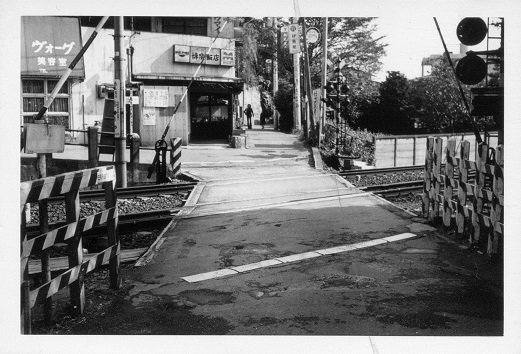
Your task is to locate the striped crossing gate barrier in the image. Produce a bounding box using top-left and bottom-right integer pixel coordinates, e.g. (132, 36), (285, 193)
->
(170, 137), (182, 177)
(20, 165), (120, 334)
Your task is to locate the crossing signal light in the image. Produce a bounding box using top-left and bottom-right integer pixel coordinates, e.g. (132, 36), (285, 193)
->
(455, 17), (490, 85)
(455, 53), (487, 85)
(325, 109), (335, 120)
(456, 18), (488, 46)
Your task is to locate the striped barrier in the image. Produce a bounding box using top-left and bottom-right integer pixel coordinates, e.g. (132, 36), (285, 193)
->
(170, 137), (182, 177)
(20, 165), (119, 334)
(422, 137), (504, 255)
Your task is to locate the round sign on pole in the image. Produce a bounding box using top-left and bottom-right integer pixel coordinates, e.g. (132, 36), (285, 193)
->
(306, 27), (320, 44)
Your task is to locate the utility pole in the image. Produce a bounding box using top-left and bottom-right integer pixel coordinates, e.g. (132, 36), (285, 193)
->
(114, 16), (127, 188)
(272, 17), (279, 131)
(301, 19), (315, 140)
(319, 17), (328, 148)
(291, 18), (302, 131)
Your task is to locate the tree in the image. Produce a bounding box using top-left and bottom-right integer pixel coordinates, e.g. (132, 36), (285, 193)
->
(376, 71), (415, 134)
(409, 57), (497, 133)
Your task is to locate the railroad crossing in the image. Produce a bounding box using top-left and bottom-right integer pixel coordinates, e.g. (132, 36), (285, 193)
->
(117, 126), (503, 337)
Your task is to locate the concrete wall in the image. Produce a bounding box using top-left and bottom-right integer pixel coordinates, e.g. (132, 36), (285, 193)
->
(374, 132), (499, 168)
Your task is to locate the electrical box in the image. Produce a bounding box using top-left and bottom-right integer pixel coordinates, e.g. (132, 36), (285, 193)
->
(24, 124), (65, 154)
(97, 84), (107, 99)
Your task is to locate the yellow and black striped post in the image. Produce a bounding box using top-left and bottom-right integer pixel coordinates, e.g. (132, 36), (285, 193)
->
(170, 138), (182, 177)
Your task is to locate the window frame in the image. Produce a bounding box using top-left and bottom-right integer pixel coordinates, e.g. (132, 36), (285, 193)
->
(21, 78), (71, 127)
(161, 17), (207, 36)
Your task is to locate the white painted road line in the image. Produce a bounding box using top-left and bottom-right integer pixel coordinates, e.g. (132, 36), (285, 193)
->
(181, 233), (418, 283)
(181, 269), (238, 283)
(382, 233), (417, 242)
(275, 252), (322, 263)
(230, 259), (283, 272)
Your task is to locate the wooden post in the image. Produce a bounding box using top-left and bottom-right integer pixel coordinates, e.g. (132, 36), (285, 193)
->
(443, 139), (456, 227)
(87, 126), (99, 168)
(472, 143), (488, 244)
(431, 137), (443, 220)
(21, 203), (31, 334)
(104, 180), (121, 289)
(422, 137), (434, 218)
(129, 133), (140, 185)
(457, 140), (470, 235)
(489, 145), (504, 254)
(65, 189), (85, 315)
(36, 152), (54, 325)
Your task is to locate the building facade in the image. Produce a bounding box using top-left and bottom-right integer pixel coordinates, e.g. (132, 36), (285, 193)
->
(21, 16), (243, 147)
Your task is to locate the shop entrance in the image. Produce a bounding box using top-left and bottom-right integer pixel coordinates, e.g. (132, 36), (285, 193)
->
(190, 93), (232, 140)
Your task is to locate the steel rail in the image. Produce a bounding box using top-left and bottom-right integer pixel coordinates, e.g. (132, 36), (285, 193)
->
(25, 207), (181, 237)
(44, 182), (196, 203)
(339, 165), (425, 179)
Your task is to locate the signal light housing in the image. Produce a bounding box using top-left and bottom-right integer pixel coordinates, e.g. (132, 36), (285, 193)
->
(456, 17), (488, 46)
(455, 53), (488, 85)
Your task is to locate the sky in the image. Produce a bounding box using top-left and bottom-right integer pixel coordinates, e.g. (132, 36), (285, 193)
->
(373, 16), (498, 82)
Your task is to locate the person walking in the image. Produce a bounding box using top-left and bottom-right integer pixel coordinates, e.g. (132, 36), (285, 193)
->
(244, 104), (254, 129)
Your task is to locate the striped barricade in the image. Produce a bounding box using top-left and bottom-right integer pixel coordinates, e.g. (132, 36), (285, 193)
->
(170, 137), (182, 176)
(20, 165), (119, 334)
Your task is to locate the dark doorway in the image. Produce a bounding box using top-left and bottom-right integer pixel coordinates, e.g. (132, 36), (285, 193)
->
(190, 93), (232, 140)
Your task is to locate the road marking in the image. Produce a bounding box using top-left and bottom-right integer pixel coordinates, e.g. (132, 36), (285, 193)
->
(180, 233), (418, 283)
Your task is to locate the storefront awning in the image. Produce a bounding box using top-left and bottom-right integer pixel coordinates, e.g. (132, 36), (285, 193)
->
(21, 16), (85, 78)
(133, 73), (244, 93)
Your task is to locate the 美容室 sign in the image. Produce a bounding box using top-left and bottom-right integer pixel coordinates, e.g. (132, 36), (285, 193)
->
(21, 16), (84, 77)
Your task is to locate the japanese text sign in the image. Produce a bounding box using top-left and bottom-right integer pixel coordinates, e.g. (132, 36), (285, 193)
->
(190, 46), (221, 65)
(288, 24), (301, 54)
(21, 16), (84, 77)
(144, 88), (169, 107)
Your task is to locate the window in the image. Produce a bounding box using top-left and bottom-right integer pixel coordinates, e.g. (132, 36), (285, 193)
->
(21, 79), (70, 127)
(162, 17), (207, 36)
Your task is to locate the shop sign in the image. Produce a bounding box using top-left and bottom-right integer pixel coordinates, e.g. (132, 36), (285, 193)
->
(190, 46), (220, 65)
(221, 49), (235, 66)
(21, 16), (84, 77)
(173, 45), (190, 63)
(144, 88), (169, 107)
(288, 24), (301, 54)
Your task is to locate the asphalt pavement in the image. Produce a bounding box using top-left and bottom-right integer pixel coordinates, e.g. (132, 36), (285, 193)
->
(21, 123), (507, 351)
(122, 124), (503, 341)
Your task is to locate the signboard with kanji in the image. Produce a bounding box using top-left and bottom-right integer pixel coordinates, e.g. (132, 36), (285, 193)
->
(21, 16), (84, 77)
(190, 46), (221, 65)
(221, 49), (235, 66)
(144, 88), (169, 107)
(288, 24), (301, 54)
(173, 45), (190, 63)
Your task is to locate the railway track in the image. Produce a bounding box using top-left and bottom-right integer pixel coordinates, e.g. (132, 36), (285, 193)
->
(359, 180), (424, 197)
(46, 181), (197, 203)
(25, 182), (196, 236)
